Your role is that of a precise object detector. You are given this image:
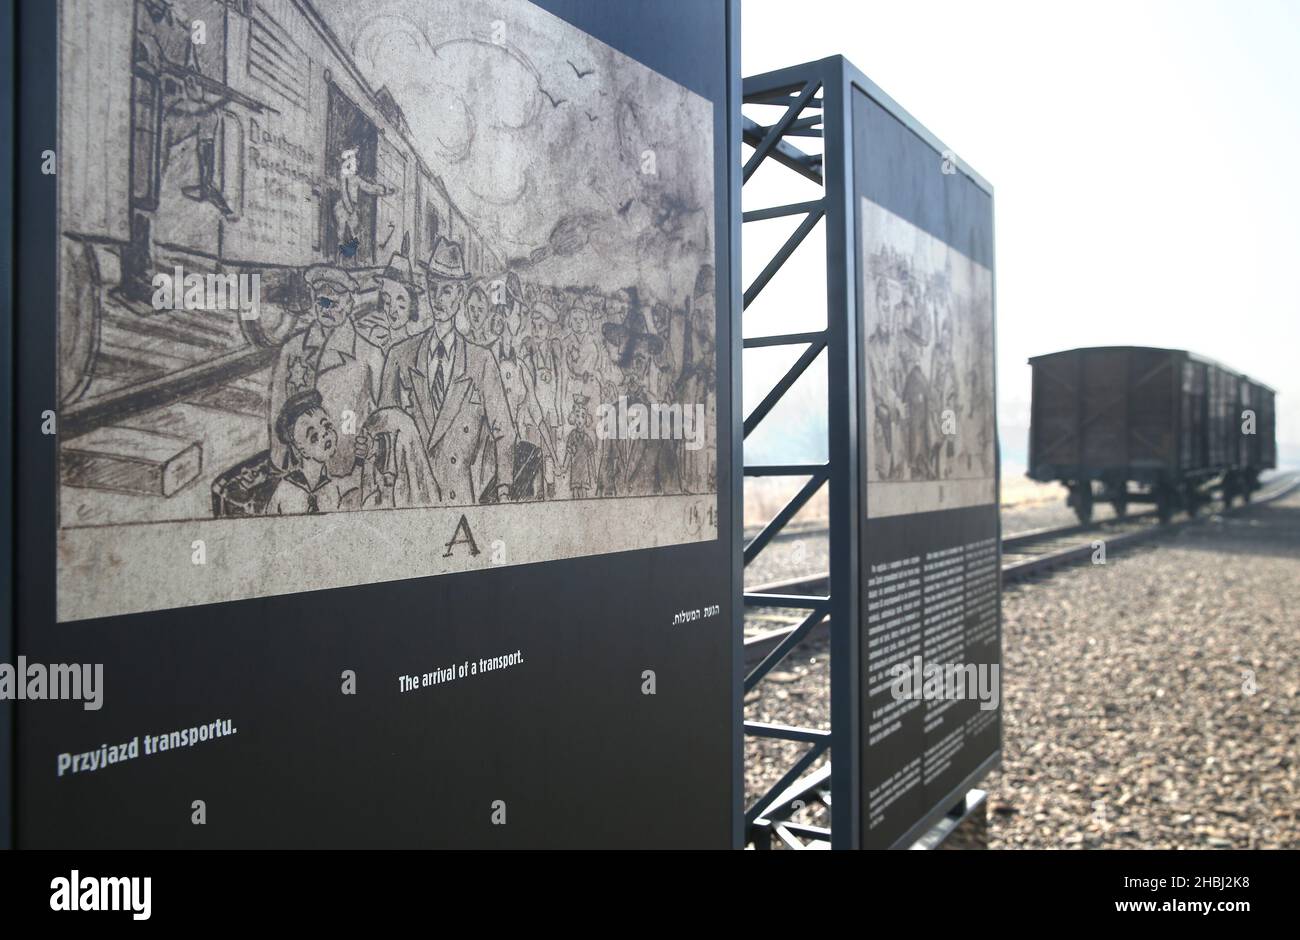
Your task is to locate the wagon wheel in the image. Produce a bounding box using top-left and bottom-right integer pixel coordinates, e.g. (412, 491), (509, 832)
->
(1221, 474), (1236, 508)
(1071, 482), (1093, 525)
(1155, 485), (1174, 524)
(1110, 493), (1128, 519)
(59, 236), (103, 405)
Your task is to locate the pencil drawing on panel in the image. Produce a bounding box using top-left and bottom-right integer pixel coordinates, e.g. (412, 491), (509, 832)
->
(55, 0), (718, 620)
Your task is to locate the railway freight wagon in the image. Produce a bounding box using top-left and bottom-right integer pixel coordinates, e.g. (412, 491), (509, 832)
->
(1027, 346), (1276, 524)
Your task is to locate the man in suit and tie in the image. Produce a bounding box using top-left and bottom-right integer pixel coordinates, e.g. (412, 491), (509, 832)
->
(378, 236), (516, 505)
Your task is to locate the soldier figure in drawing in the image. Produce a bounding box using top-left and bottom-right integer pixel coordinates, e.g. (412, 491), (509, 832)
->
(269, 265), (382, 477)
(333, 147), (395, 264)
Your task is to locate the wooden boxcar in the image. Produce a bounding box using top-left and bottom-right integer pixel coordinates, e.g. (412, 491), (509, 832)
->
(1027, 346), (1276, 523)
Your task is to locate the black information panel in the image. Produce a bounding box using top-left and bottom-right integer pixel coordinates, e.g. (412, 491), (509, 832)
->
(852, 87), (1000, 849)
(8, 0), (738, 848)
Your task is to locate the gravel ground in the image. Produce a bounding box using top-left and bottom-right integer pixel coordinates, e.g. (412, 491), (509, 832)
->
(744, 488), (1300, 848)
(744, 634), (832, 830)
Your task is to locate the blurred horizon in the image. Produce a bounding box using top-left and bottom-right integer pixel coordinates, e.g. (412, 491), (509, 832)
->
(742, 0), (1300, 474)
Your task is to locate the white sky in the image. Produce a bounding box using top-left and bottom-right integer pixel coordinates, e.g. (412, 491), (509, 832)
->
(742, 0), (1300, 469)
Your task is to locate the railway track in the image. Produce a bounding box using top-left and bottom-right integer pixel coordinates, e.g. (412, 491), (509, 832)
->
(743, 471), (1300, 665)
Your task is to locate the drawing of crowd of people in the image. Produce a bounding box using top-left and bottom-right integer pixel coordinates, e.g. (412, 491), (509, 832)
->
(214, 236), (718, 517)
(865, 244), (993, 486)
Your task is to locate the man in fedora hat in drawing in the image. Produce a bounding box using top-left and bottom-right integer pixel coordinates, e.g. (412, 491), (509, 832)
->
(378, 236), (516, 505)
(356, 234), (422, 355)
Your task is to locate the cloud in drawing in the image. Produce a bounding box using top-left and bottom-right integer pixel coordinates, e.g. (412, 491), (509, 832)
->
(328, 0), (714, 303)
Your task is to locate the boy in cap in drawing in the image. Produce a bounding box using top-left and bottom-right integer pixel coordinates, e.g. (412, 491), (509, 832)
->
(266, 389), (373, 515)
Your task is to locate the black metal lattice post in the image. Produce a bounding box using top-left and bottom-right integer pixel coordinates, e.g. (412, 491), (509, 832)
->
(740, 57), (861, 850)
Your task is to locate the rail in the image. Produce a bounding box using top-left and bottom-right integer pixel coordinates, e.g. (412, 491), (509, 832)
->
(743, 471), (1300, 666)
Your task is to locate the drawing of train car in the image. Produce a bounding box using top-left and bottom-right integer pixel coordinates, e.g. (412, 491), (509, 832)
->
(56, 0), (504, 520)
(58, 0), (501, 434)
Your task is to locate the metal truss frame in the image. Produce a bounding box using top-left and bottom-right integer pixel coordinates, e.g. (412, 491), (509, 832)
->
(741, 54), (1002, 850)
(741, 57), (861, 850)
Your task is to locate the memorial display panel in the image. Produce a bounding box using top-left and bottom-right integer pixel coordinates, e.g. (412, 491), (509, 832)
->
(853, 85), (1000, 850)
(9, 0), (739, 848)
